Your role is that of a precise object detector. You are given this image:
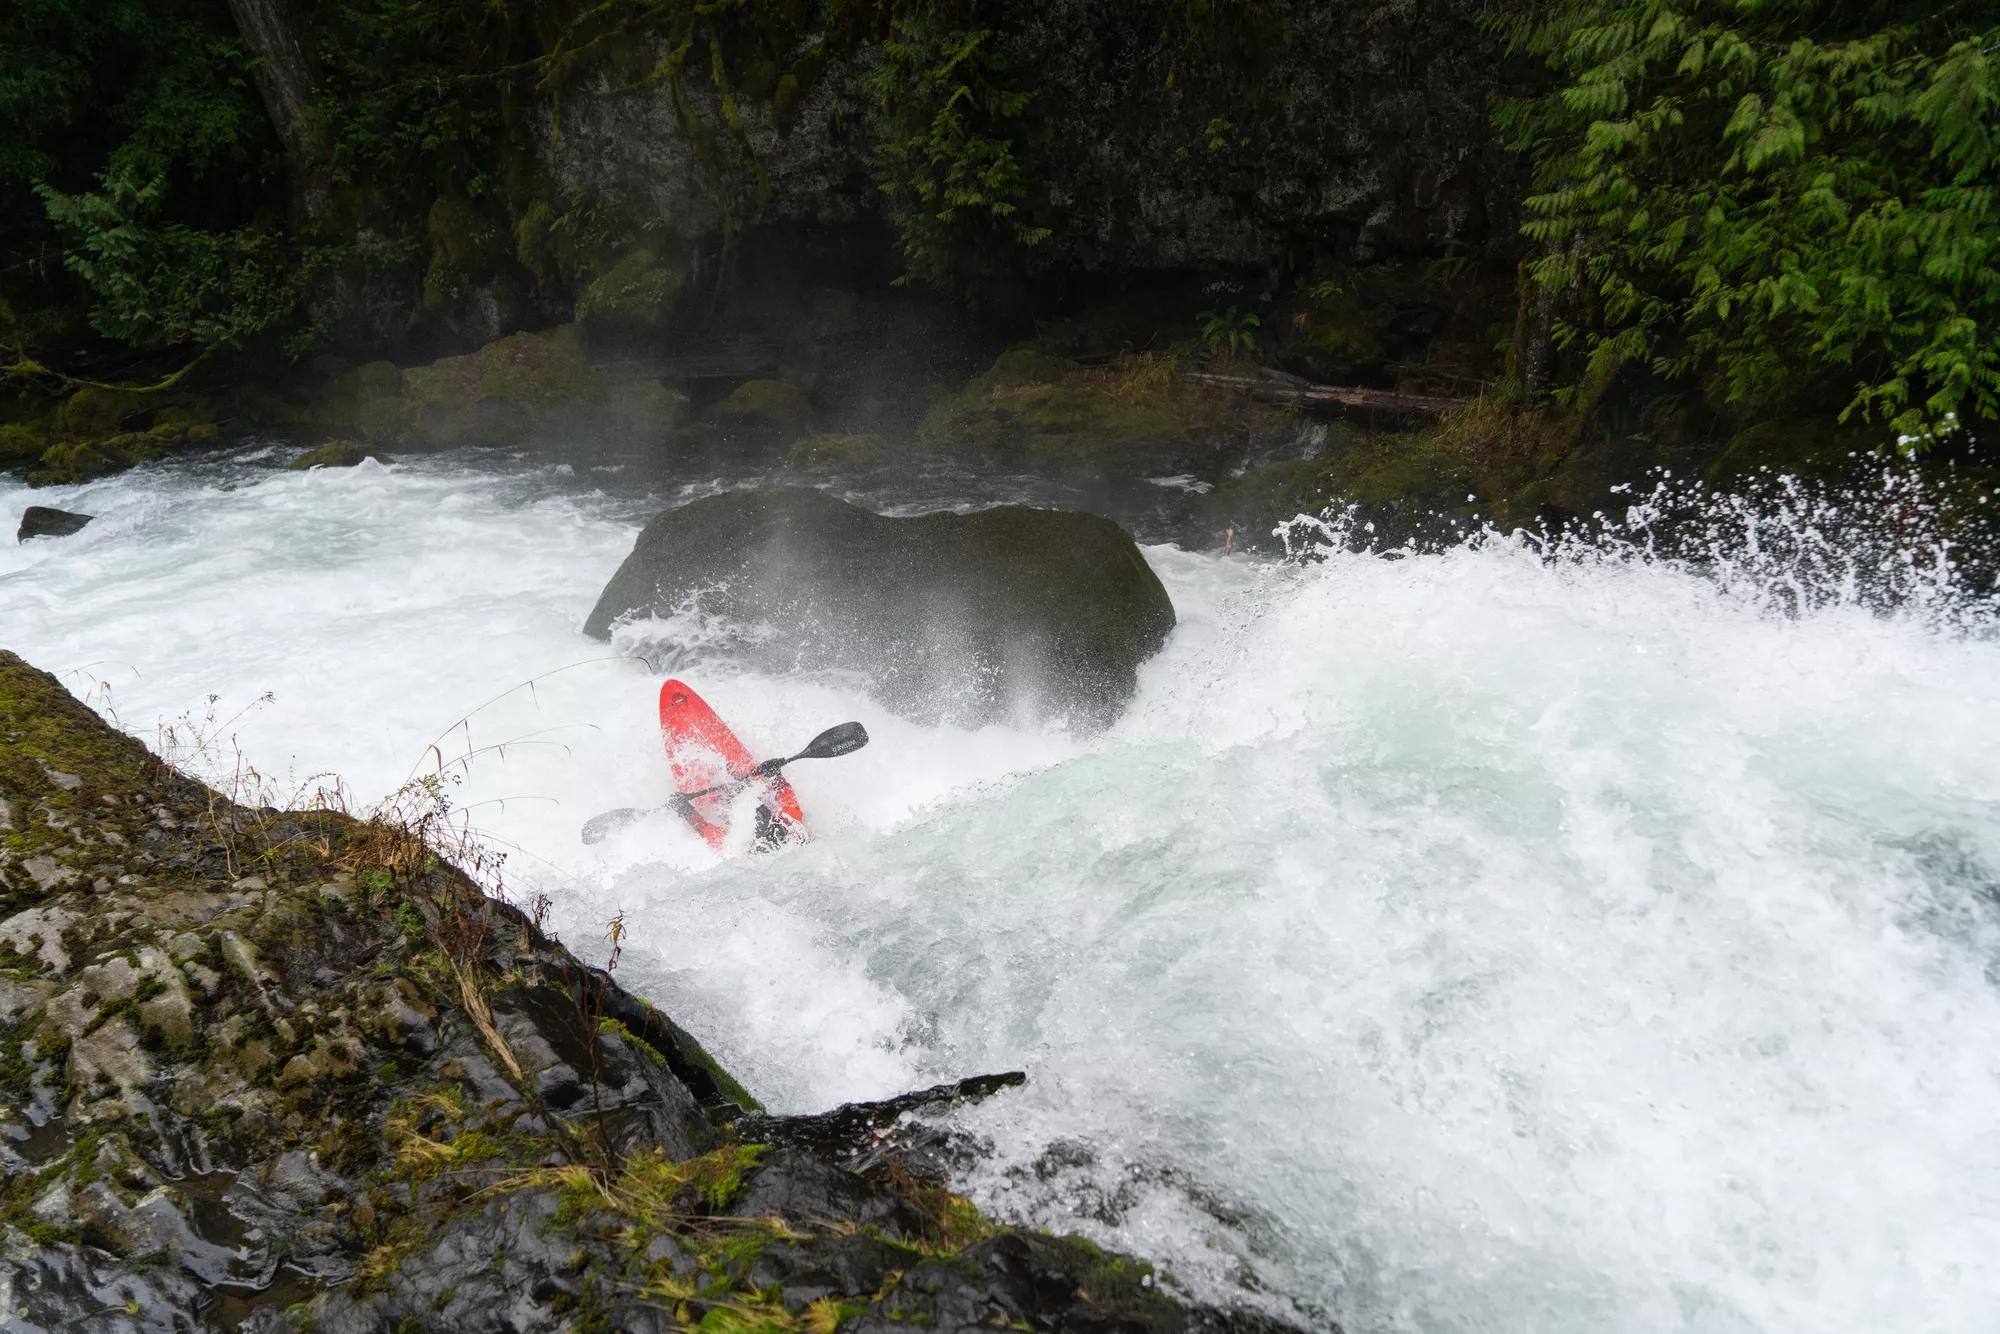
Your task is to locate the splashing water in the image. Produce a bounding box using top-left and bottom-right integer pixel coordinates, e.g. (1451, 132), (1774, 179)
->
(3, 447), (1998, 1332)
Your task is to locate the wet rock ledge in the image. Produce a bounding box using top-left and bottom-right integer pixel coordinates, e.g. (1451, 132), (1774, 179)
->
(0, 650), (1291, 1332)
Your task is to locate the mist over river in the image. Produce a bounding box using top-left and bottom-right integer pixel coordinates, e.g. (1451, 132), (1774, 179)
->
(5, 446), (1999, 1333)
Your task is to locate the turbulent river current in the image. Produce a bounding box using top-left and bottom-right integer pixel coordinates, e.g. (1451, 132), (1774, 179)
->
(4, 446), (1998, 1333)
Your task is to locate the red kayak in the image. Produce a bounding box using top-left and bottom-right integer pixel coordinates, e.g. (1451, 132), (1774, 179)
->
(658, 679), (807, 849)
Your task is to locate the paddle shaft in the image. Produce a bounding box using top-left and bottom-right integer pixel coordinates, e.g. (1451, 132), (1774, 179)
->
(580, 720), (868, 844)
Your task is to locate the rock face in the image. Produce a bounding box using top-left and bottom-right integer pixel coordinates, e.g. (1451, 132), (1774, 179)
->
(16, 507), (94, 542)
(584, 489), (1178, 726)
(0, 650), (1291, 1332)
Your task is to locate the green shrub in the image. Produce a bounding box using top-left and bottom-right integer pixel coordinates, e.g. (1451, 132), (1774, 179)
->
(1496, 1), (2000, 445)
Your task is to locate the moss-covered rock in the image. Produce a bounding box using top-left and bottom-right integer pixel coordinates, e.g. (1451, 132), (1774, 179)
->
(920, 349), (1269, 476)
(290, 439), (385, 470)
(712, 377), (814, 439)
(55, 387), (147, 439)
(311, 360), (406, 440)
(28, 438), (142, 485)
(0, 422), (49, 469)
(574, 247), (686, 338)
(584, 488), (1175, 727)
(299, 328), (690, 451)
(598, 378), (688, 447)
(399, 324), (605, 446)
(8, 391), (217, 484)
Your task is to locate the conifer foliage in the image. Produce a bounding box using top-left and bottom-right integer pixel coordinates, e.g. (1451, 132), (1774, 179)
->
(1496, 2), (1999, 441)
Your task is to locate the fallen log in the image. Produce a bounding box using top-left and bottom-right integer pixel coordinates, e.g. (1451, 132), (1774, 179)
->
(1184, 368), (1464, 418)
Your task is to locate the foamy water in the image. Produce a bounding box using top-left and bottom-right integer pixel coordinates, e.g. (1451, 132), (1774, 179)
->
(4, 447), (1998, 1332)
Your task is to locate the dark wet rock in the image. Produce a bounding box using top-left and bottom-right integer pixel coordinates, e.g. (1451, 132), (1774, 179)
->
(0, 649), (1298, 1331)
(289, 440), (384, 470)
(583, 487), (1177, 726)
(301, 324), (688, 454)
(16, 506), (93, 542)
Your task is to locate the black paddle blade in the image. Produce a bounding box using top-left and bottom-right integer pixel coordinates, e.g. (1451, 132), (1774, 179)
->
(580, 806), (645, 844)
(795, 721), (868, 762)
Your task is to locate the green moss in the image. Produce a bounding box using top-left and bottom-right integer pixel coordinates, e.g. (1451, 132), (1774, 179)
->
(0, 652), (165, 880)
(399, 325), (605, 445)
(575, 249), (686, 338)
(918, 351), (1253, 473)
(56, 386), (147, 437)
(291, 440), (385, 470)
(310, 361), (406, 440)
(714, 379), (813, 438)
(0, 421), (49, 467)
(659, 1018), (765, 1114)
(28, 437), (139, 483)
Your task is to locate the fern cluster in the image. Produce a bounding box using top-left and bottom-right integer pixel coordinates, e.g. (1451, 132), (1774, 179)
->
(868, 6), (1052, 298)
(1495, 1), (2000, 442)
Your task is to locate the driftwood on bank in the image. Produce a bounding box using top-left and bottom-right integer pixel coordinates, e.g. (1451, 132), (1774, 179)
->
(1184, 366), (1465, 418)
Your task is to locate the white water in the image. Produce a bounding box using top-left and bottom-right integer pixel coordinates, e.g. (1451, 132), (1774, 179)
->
(5, 449), (2000, 1333)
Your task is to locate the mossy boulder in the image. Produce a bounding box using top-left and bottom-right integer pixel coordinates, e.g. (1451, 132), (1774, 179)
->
(920, 350), (1265, 477)
(575, 247), (686, 338)
(301, 328), (687, 451)
(583, 488), (1176, 727)
(28, 438), (143, 485)
(55, 386), (148, 438)
(599, 378), (689, 447)
(0, 422), (49, 469)
(311, 360), (406, 439)
(713, 377), (814, 440)
(290, 439), (385, 470)
(399, 324), (605, 446)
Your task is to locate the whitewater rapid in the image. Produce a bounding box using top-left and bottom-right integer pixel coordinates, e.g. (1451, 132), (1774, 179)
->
(4, 448), (1998, 1333)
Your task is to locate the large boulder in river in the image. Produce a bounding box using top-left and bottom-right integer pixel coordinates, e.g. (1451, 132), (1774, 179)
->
(583, 488), (1176, 726)
(17, 506), (93, 542)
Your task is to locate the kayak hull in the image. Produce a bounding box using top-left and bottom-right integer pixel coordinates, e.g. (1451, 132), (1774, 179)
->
(658, 679), (806, 848)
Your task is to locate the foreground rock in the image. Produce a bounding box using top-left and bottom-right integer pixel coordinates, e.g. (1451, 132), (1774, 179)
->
(0, 651), (1288, 1332)
(584, 488), (1178, 726)
(16, 507), (94, 542)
